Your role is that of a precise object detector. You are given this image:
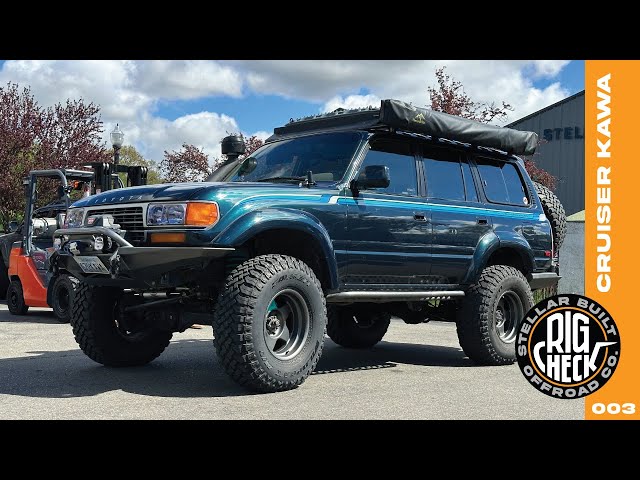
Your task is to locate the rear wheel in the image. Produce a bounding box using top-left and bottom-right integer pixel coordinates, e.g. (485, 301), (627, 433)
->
(456, 265), (533, 365)
(7, 279), (29, 315)
(327, 306), (391, 348)
(70, 283), (172, 367)
(51, 274), (77, 324)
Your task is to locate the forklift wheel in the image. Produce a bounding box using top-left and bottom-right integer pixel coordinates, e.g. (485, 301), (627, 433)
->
(7, 280), (29, 316)
(0, 264), (9, 300)
(51, 274), (76, 324)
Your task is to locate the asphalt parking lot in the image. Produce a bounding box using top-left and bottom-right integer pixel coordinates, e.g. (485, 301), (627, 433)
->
(0, 302), (584, 420)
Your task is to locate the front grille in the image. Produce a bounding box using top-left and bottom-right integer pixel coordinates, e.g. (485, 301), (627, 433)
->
(87, 206), (145, 245)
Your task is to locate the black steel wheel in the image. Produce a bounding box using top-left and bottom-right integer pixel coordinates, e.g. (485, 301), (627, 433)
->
(7, 279), (29, 315)
(51, 274), (76, 323)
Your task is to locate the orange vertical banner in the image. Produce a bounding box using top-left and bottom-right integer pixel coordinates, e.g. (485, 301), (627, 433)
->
(585, 60), (640, 419)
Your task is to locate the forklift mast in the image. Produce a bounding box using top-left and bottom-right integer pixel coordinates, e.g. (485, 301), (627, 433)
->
(86, 163), (148, 194)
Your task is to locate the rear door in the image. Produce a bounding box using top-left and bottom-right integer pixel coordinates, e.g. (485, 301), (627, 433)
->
(424, 146), (492, 284)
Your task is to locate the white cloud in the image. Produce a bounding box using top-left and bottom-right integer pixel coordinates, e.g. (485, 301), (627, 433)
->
(0, 60), (575, 167)
(0, 60), (152, 121)
(133, 61), (243, 99)
(113, 112), (240, 163)
(531, 60), (571, 78)
(237, 60), (573, 125)
(250, 131), (272, 142)
(323, 94), (381, 113)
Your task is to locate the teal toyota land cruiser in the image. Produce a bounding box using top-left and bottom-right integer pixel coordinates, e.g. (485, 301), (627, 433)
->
(51, 100), (566, 392)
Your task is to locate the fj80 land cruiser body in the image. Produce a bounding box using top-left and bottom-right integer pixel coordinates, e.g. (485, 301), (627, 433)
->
(52, 100), (566, 392)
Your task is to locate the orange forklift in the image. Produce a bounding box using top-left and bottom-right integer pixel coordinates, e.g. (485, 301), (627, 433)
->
(1, 164), (148, 321)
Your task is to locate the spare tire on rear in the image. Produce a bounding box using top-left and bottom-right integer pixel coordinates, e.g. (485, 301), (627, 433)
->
(534, 181), (567, 249)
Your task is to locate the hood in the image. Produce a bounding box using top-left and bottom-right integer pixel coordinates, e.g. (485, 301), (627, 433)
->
(71, 181), (341, 209)
(71, 183), (209, 208)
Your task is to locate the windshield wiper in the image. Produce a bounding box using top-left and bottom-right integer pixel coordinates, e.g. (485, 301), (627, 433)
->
(255, 176), (306, 183)
(256, 171), (317, 188)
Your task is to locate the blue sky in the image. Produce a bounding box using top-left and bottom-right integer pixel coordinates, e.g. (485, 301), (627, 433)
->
(0, 60), (584, 163)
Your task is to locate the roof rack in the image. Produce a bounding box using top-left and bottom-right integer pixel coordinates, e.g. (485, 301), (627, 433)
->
(270, 99), (538, 156)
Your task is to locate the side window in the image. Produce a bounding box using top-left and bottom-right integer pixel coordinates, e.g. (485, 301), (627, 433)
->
(357, 140), (417, 196)
(476, 158), (529, 206)
(424, 156), (465, 202)
(461, 159), (479, 202)
(502, 162), (529, 205)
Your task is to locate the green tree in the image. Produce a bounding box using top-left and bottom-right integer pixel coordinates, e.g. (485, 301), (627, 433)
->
(106, 145), (163, 185)
(0, 83), (109, 231)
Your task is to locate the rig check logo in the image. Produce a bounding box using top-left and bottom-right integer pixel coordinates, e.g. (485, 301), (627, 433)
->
(516, 294), (620, 399)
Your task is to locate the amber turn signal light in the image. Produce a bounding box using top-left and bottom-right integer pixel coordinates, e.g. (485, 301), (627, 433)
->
(150, 232), (187, 243)
(186, 202), (219, 226)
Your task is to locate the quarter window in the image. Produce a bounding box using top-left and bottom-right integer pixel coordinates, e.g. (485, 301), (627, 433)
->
(476, 158), (529, 205)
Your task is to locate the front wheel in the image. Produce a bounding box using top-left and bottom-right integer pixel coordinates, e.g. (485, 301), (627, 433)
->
(50, 274), (77, 323)
(212, 254), (326, 393)
(456, 265), (533, 365)
(70, 283), (172, 367)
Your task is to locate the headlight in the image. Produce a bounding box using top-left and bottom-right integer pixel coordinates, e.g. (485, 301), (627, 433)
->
(64, 208), (85, 228)
(147, 202), (218, 227)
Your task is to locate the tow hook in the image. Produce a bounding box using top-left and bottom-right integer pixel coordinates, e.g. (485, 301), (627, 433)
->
(109, 249), (121, 278)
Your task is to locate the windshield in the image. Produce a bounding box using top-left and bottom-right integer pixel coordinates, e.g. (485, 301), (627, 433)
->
(221, 131), (363, 183)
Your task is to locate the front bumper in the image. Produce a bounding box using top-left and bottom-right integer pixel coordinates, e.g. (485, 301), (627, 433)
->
(52, 226), (234, 288)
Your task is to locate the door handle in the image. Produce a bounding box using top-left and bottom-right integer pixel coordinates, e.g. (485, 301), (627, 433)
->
(414, 213), (427, 222)
(477, 218), (489, 225)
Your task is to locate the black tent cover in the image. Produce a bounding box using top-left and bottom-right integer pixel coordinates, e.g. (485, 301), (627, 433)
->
(271, 99), (538, 156)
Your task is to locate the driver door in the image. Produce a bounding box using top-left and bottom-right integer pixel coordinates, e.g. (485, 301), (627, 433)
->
(345, 137), (433, 286)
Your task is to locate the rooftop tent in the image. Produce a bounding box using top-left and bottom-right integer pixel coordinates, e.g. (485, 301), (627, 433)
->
(271, 99), (538, 156)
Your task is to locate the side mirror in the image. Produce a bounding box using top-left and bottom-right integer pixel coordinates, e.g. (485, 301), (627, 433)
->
(237, 157), (257, 176)
(351, 165), (391, 195)
(56, 213), (66, 230)
(8, 221), (19, 233)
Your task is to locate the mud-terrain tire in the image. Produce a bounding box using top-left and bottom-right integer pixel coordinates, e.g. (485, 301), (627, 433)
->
(70, 283), (172, 367)
(212, 254), (326, 393)
(51, 274), (77, 323)
(327, 306), (391, 348)
(456, 265), (533, 365)
(534, 181), (567, 249)
(7, 279), (29, 315)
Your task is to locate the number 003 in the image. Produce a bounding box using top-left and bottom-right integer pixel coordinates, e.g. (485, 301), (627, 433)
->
(591, 403), (636, 415)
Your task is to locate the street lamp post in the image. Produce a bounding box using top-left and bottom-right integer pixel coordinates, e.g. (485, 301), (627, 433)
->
(110, 124), (124, 190)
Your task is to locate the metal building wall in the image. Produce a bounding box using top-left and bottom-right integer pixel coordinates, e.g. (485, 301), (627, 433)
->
(507, 91), (585, 215)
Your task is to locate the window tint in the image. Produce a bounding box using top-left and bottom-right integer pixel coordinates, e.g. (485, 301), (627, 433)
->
(424, 157), (465, 201)
(461, 159), (478, 202)
(502, 163), (529, 205)
(357, 140), (417, 196)
(476, 158), (529, 205)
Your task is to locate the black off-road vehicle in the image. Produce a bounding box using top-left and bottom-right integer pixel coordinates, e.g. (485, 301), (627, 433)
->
(51, 100), (565, 392)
